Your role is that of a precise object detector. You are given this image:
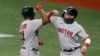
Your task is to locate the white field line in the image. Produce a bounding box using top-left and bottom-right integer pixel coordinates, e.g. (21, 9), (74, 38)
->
(0, 33), (16, 38)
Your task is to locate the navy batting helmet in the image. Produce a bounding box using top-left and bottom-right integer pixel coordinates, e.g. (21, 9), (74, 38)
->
(61, 6), (78, 19)
(21, 6), (35, 19)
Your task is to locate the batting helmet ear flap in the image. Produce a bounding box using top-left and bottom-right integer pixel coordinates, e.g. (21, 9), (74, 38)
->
(61, 12), (65, 18)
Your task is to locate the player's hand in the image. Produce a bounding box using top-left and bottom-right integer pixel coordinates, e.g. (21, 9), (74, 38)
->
(80, 46), (87, 54)
(48, 10), (59, 16)
(35, 4), (42, 10)
(52, 10), (59, 15)
(38, 39), (44, 45)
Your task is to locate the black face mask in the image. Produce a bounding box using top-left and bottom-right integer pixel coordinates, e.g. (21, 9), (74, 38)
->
(63, 18), (74, 24)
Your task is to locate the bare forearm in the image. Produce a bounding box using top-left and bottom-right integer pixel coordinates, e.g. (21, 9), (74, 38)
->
(39, 9), (49, 25)
(81, 36), (91, 54)
(35, 4), (49, 25)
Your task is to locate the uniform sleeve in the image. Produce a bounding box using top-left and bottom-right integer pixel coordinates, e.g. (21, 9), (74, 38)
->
(31, 19), (43, 30)
(50, 16), (58, 25)
(35, 19), (43, 28)
(78, 25), (89, 40)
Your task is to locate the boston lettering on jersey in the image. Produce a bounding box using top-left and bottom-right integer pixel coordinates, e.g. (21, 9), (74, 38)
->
(57, 27), (73, 37)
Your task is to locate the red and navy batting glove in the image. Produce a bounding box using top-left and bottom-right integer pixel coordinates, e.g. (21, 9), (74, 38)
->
(35, 4), (42, 10)
(38, 39), (44, 45)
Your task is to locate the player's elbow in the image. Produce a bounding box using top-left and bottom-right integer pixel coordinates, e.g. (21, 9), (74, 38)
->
(42, 18), (50, 25)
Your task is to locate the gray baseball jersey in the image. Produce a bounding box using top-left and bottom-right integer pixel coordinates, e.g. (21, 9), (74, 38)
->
(19, 19), (42, 49)
(50, 16), (89, 50)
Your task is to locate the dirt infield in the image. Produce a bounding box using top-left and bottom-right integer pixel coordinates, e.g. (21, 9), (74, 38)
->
(44, 0), (100, 11)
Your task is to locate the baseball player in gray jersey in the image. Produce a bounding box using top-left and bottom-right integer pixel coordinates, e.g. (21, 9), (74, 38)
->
(46, 6), (91, 56)
(19, 4), (48, 56)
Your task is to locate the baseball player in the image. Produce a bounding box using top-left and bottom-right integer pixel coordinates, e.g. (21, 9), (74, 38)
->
(46, 6), (91, 56)
(19, 4), (47, 56)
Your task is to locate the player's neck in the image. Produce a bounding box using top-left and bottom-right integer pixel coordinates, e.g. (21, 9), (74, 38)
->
(25, 18), (33, 20)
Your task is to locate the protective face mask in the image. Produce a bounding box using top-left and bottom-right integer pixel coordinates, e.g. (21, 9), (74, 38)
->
(63, 18), (74, 24)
